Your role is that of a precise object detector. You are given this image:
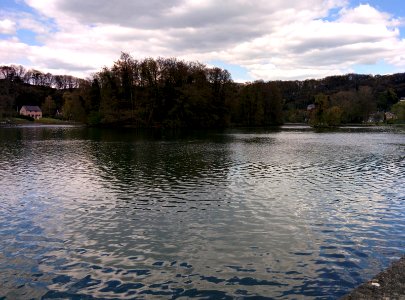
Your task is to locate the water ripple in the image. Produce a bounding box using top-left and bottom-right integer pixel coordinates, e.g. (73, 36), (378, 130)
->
(0, 126), (404, 299)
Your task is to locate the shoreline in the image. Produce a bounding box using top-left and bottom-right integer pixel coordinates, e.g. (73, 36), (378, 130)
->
(341, 256), (405, 299)
(0, 118), (82, 127)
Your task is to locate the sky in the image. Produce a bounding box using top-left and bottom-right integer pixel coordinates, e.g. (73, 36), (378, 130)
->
(0, 0), (404, 82)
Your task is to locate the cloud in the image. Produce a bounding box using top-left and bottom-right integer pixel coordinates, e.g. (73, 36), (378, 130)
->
(0, 38), (29, 63)
(0, 19), (16, 34)
(18, 15), (52, 35)
(0, 0), (403, 80)
(338, 4), (392, 25)
(218, 4), (405, 80)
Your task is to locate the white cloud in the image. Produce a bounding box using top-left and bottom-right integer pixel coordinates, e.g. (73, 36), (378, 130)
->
(338, 4), (391, 25)
(217, 4), (405, 80)
(18, 15), (51, 35)
(0, 0), (403, 80)
(0, 19), (16, 34)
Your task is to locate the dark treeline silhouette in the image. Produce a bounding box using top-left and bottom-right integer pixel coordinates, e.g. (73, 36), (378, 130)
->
(1, 52), (404, 126)
(85, 53), (237, 127)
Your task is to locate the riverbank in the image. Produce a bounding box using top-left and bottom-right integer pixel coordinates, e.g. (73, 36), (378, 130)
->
(1, 119), (404, 131)
(0, 117), (81, 126)
(341, 256), (405, 299)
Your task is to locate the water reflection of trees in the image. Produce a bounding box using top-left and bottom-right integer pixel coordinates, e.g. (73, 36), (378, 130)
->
(86, 128), (234, 195)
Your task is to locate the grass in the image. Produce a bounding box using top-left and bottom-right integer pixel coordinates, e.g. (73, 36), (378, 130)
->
(6, 118), (31, 124)
(0, 117), (82, 125)
(35, 117), (69, 124)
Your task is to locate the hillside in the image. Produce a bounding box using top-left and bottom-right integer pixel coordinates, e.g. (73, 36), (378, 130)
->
(1, 56), (404, 127)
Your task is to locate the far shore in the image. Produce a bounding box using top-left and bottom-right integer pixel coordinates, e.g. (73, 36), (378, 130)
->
(1, 118), (404, 129)
(0, 117), (82, 127)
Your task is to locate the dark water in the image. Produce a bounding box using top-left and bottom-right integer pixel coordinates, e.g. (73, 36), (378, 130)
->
(0, 125), (404, 299)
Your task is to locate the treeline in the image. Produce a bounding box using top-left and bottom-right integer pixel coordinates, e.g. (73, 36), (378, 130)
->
(0, 65), (82, 89)
(0, 54), (284, 127)
(81, 53), (237, 127)
(0, 65), (83, 119)
(1, 53), (404, 127)
(279, 73), (405, 125)
(70, 53), (283, 127)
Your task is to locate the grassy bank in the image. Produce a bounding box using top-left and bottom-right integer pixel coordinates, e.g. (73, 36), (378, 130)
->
(35, 117), (75, 125)
(0, 117), (81, 126)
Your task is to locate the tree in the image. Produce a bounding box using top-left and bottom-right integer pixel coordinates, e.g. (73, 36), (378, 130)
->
(62, 92), (86, 122)
(377, 88), (398, 111)
(324, 106), (343, 126)
(263, 82), (283, 125)
(0, 95), (15, 119)
(112, 52), (137, 113)
(330, 90), (358, 123)
(208, 67), (232, 127)
(357, 86), (376, 122)
(309, 94), (344, 127)
(231, 81), (283, 126)
(42, 95), (56, 117)
(391, 101), (405, 122)
(309, 93), (329, 127)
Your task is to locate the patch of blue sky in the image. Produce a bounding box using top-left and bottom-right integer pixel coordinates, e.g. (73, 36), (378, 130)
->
(350, 0), (405, 16)
(322, 1), (405, 27)
(1, 0), (37, 14)
(352, 60), (398, 75)
(49, 21), (59, 34)
(29, 17), (59, 36)
(2, 0), (58, 35)
(16, 28), (42, 46)
(0, 33), (11, 40)
(208, 60), (253, 82)
(319, 7), (343, 22)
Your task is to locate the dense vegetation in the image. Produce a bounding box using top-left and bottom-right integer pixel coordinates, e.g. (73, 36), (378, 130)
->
(1, 53), (404, 127)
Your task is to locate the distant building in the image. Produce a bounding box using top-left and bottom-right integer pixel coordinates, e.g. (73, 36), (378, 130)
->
(307, 104), (316, 111)
(20, 105), (42, 119)
(368, 112), (384, 123)
(384, 112), (397, 121)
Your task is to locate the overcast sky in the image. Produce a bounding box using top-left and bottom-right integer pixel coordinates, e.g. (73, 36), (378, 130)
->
(0, 0), (404, 81)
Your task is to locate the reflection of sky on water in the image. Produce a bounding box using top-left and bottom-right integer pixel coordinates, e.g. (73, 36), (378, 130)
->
(223, 130), (405, 293)
(0, 126), (404, 298)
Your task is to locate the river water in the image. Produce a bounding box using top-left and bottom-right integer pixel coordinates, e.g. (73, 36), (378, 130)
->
(0, 125), (404, 299)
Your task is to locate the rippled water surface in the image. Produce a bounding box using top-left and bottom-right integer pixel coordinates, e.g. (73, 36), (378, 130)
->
(0, 125), (404, 299)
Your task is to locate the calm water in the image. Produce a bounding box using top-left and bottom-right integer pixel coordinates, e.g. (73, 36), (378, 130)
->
(0, 125), (404, 299)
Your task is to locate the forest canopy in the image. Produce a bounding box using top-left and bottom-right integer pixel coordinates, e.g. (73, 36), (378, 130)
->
(1, 52), (404, 127)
